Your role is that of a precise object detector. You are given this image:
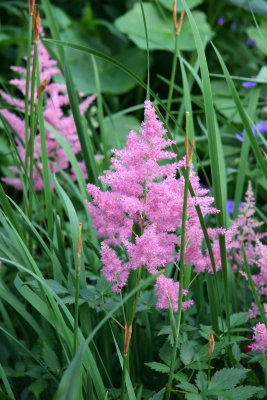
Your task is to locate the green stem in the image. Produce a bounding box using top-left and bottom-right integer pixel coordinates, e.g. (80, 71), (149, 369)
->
(208, 357), (211, 385)
(35, 41), (53, 236)
(26, 40), (38, 228)
(165, 162), (190, 400)
(23, 15), (33, 215)
(74, 223), (82, 354)
(166, 32), (179, 125)
(73, 268), (80, 354)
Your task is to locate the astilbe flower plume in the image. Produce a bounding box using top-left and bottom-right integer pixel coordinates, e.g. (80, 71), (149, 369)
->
(0, 38), (95, 190)
(250, 323), (267, 353)
(87, 100), (222, 312)
(228, 182), (265, 271)
(228, 183), (267, 320)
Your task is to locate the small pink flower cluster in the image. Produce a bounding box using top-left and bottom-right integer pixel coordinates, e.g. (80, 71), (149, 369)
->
(251, 323), (267, 353)
(229, 184), (267, 353)
(228, 182), (265, 271)
(0, 39), (95, 190)
(87, 100), (222, 311)
(229, 184), (267, 322)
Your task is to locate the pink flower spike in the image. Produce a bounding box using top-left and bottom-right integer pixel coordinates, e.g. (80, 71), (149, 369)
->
(250, 323), (267, 353)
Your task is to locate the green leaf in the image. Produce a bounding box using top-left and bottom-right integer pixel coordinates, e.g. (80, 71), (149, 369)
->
(230, 312), (248, 328)
(230, 0), (267, 16)
(103, 114), (140, 148)
(66, 45), (148, 95)
(115, 3), (213, 52)
(180, 342), (194, 365)
(28, 379), (48, 397)
(185, 394), (202, 400)
(195, 371), (207, 391)
(158, 0), (203, 11)
(176, 382), (199, 393)
(221, 385), (265, 400)
(42, 345), (60, 374)
(209, 368), (248, 390)
(145, 362), (170, 374)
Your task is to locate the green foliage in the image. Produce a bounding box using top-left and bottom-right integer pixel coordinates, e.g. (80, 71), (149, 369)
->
(0, 0), (266, 398)
(115, 3), (213, 52)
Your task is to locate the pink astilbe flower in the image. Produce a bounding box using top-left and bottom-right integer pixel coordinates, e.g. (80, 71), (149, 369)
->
(248, 302), (267, 320)
(250, 323), (267, 353)
(155, 275), (194, 312)
(228, 182), (266, 270)
(0, 39), (95, 190)
(87, 100), (221, 311)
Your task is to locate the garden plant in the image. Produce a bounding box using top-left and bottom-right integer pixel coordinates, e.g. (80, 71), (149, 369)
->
(0, 0), (267, 399)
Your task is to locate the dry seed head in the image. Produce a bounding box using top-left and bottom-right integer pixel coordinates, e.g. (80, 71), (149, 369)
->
(123, 324), (132, 356)
(29, 0), (35, 16)
(33, 7), (40, 42)
(37, 79), (48, 99)
(172, 1), (185, 35)
(185, 112), (194, 167)
(208, 332), (215, 358)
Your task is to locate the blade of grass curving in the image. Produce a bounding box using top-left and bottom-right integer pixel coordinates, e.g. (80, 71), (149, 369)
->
(233, 88), (261, 217)
(139, 0), (150, 99)
(64, 61), (100, 184)
(0, 183), (24, 240)
(0, 364), (17, 399)
(44, 121), (87, 198)
(42, 0), (100, 184)
(55, 346), (83, 400)
(53, 175), (79, 264)
(179, 57), (196, 167)
(91, 55), (108, 157)
(0, 280), (46, 341)
(35, 41), (54, 236)
(212, 44), (267, 180)
(56, 272), (162, 399)
(111, 329), (137, 400)
(181, 0), (230, 340)
(165, 0), (180, 125)
(0, 326), (58, 384)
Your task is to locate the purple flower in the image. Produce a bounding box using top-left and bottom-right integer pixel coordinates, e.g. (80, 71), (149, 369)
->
(242, 81), (256, 88)
(226, 200), (243, 215)
(235, 122), (267, 142)
(246, 37), (256, 47)
(217, 16), (225, 26)
(226, 200), (235, 215)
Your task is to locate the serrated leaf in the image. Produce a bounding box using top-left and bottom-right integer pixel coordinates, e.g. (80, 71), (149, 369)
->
(195, 371), (207, 391)
(185, 394), (202, 400)
(173, 371), (188, 382)
(221, 385), (265, 400)
(150, 388), (166, 400)
(209, 368), (248, 390)
(176, 382), (199, 393)
(115, 3), (213, 52)
(159, 341), (173, 366)
(145, 362), (170, 374)
(46, 280), (68, 295)
(180, 342), (195, 365)
(230, 312), (248, 328)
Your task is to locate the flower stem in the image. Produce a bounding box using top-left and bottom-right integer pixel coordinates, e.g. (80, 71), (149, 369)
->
(74, 223), (83, 354)
(165, 113), (191, 400)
